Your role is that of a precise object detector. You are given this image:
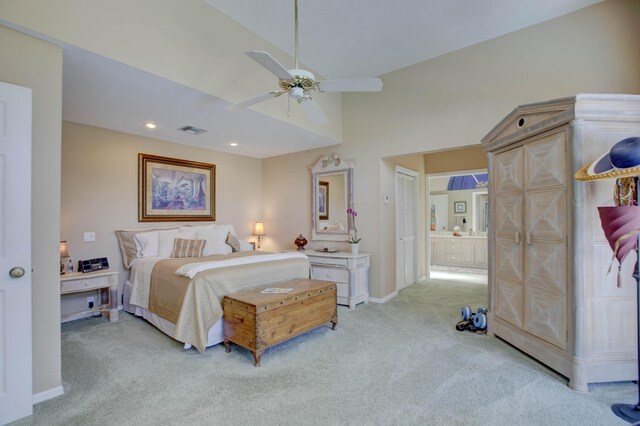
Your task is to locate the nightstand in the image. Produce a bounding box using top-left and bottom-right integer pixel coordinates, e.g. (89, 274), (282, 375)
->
(60, 270), (119, 323)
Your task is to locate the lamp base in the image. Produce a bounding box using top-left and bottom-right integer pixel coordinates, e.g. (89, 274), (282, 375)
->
(60, 260), (65, 275)
(612, 403), (640, 423)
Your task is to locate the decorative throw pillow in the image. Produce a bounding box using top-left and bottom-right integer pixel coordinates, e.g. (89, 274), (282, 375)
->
(171, 238), (206, 258)
(226, 232), (241, 252)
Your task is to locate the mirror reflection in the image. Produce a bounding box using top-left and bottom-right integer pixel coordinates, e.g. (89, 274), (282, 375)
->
(311, 154), (354, 241)
(317, 173), (348, 232)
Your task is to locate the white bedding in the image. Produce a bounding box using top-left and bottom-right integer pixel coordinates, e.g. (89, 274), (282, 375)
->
(125, 253), (310, 349)
(175, 252), (308, 279)
(123, 279), (224, 348)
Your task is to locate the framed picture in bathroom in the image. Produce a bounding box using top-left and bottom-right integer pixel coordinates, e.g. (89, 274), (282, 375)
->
(454, 201), (467, 214)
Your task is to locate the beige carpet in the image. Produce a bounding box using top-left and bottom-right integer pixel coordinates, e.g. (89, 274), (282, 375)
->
(15, 276), (633, 425)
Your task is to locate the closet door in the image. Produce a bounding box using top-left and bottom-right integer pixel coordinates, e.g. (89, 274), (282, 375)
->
(493, 147), (524, 328)
(523, 132), (567, 349)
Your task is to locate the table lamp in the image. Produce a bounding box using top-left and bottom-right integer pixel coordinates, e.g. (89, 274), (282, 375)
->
(60, 240), (69, 275)
(253, 220), (265, 250)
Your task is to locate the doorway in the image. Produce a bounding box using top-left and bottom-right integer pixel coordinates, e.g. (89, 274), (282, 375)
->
(427, 170), (488, 285)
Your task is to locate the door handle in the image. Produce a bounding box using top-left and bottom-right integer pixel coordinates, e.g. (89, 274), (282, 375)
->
(514, 231), (520, 244)
(9, 266), (25, 279)
(526, 232), (532, 245)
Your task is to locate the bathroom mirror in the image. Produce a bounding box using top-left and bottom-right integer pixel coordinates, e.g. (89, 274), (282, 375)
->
(310, 154), (354, 241)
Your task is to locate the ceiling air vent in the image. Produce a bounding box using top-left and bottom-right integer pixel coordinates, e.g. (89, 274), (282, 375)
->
(178, 125), (207, 135)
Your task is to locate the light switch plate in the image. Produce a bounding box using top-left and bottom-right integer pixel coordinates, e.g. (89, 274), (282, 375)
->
(383, 194), (390, 204)
(83, 232), (96, 242)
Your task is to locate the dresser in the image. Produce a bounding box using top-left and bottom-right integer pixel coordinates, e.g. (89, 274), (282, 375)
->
(60, 270), (119, 323)
(482, 94), (640, 391)
(307, 251), (370, 309)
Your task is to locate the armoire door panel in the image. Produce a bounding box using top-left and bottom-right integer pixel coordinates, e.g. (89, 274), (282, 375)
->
(495, 237), (523, 282)
(524, 132), (566, 189)
(524, 287), (567, 350)
(526, 189), (565, 240)
(525, 241), (566, 295)
(495, 194), (523, 237)
(495, 278), (524, 328)
(494, 147), (524, 194)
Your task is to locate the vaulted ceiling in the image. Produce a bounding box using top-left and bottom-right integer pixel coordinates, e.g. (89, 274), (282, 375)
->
(62, 0), (603, 158)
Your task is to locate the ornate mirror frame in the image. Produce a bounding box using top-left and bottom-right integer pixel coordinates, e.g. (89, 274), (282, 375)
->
(310, 153), (354, 241)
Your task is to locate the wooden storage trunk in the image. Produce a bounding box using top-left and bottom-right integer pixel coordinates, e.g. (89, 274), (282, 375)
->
(222, 279), (338, 366)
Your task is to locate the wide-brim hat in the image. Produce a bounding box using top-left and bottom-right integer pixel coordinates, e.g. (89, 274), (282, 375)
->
(575, 137), (640, 181)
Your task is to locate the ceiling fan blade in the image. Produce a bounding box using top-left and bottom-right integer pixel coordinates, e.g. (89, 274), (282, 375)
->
(226, 91), (285, 111)
(245, 51), (293, 81)
(316, 78), (383, 92)
(298, 97), (328, 125)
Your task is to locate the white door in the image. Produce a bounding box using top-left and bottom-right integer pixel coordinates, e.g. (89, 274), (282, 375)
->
(0, 81), (33, 424)
(396, 169), (417, 290)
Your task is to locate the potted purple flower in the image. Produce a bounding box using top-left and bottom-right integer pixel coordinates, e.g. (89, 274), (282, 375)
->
(347, 208), (361, 254)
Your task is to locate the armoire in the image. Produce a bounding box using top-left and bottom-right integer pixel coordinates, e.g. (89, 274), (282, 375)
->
(482, 94), (640, 391)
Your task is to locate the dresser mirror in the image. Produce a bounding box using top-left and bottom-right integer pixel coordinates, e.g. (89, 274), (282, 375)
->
(310, 154), (354, 241)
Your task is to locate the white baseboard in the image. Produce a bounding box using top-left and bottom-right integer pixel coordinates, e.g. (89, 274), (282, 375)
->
(417, 275), (427, 283)
(33, 385), (64, 404)
(369, 291), (398, 304)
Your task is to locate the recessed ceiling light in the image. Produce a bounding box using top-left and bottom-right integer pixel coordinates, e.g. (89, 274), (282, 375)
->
(144, 122), (157, 129)
(229, 142), (238, 147)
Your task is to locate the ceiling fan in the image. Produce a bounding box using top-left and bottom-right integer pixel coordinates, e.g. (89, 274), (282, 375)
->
(227, 0), (383, 125)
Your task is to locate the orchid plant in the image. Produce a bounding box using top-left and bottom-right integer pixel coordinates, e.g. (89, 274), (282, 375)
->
(347, 208), (361, 244)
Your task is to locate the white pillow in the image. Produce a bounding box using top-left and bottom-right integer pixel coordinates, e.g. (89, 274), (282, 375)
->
(179, 224), (215, 235)
(215, 224), (236, 237)
(239, 240), (254, 252)
(157, 229), (181, 257)
(134, 231), (159, 257)
(177, 228), (197, 240)
(197, 226), (232, 256)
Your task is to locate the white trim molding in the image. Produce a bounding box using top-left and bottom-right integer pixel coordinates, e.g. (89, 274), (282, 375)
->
(33, 385), (64, 404)
(370, 290), (398, 304)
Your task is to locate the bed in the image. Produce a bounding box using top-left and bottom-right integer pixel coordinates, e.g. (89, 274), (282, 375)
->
(116, 224), (310, 352)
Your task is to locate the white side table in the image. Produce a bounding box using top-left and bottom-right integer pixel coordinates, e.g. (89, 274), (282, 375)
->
(60, 270), (119, 322)
(305, 251), (371, 309)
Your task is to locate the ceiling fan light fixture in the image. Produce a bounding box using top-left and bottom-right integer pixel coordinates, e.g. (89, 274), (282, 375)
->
(290, 86), (304, 100)
(228, 0), (382, 124)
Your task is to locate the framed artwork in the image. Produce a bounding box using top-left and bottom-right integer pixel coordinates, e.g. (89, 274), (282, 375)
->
(454, 201), (467, 214)
(138, 153), (215, 222)
(318, 181), (329, 220)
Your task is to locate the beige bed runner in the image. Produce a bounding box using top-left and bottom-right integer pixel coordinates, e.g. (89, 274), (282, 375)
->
(148, 251), (310, 352)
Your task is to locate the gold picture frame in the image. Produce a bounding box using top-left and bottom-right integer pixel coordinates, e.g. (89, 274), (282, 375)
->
(138, 153), (216, 222)
(318, 181), (329, 221)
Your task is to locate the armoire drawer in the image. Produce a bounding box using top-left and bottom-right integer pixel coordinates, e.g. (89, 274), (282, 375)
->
(311, 266), (349, 283)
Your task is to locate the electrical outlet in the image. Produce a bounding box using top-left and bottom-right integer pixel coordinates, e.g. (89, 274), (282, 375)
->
(83, 232), (96, 242)
(87, 296), (94, 308)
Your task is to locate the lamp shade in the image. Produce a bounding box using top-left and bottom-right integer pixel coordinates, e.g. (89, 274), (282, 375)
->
(253, 221), (265, 236)
(60, 241), (69, 258)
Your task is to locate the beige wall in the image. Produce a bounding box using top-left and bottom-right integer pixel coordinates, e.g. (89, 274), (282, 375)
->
(263, 0), (640, 300)
(0, 0), (342, 143)
(61, 122), (263, 296)
(0, 26), (62, 394)
(424, 146), (487, 174)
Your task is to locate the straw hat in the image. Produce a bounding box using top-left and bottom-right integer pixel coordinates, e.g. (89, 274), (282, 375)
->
(575, 137), (640, 181)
